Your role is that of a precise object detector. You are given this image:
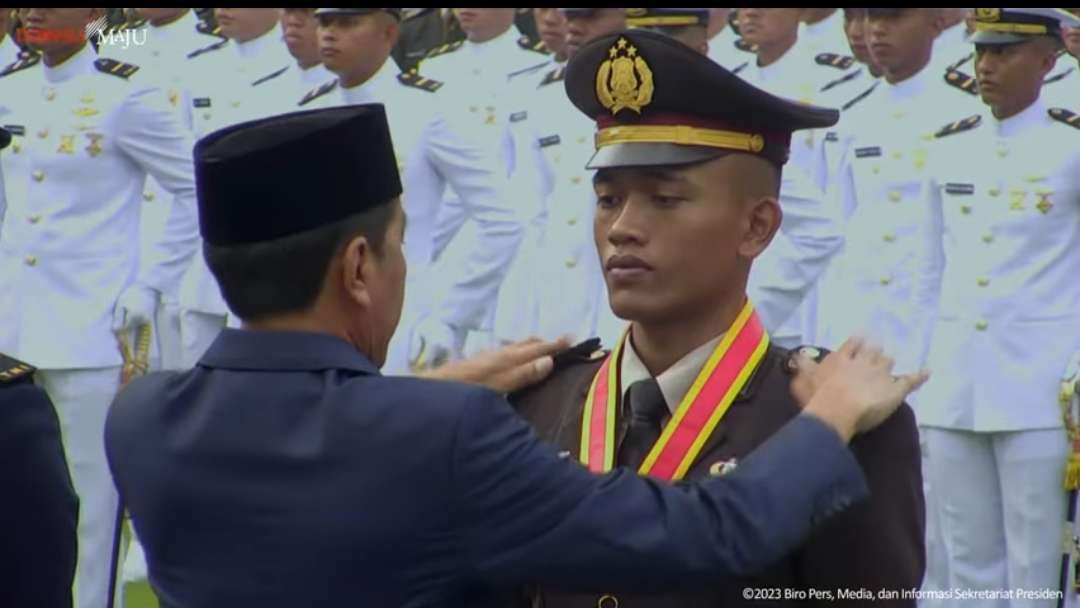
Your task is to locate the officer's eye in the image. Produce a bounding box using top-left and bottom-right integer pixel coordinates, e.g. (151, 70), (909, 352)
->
(596, 194), (622, 209)
(653, 195), (684, 208)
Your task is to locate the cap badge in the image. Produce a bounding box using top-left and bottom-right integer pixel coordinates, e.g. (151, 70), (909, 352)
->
(975, 8), (1001, 22)
(596, 37), (654, 115)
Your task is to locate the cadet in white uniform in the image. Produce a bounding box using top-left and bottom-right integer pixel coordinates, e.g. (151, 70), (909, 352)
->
(303, 8), (522, 374)
(412, 9), (549, 355)
(178, 8), (293, 368)
(497, 8), (626, 348)
(0, 9), (198, 608)
(816, 8), (971, 376)
(249, 8), (333, 116)
(96, 9), (225, 373)
(918, 9), (1080, 606)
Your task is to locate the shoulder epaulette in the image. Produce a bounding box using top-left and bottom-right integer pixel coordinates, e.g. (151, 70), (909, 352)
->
(934, 114), (982, 139)
(517, 34), (550, 55)
(1045, 67), (1074, 85)
(947, 52), (974, 72)
(0, 353), (35, 384)
(539, 66), (565, 87)
(186, 36), (229, 59)
(815, 52), (854, 70)
(196, 19), (226, 40)
(397, 71), (443, 92)
(944, 69), (978, 95)
(424, 39), (465, 59)
(94, 57), (139, 79)
(841, 81), (879, 112)
(734, 38), (757, 53)
(252, 65), (289, 87)
(820, 68), (862, 92)
(1049, 108), (1080, 130)
(298, 79), (338, 106)
(0, 52), (41, 78)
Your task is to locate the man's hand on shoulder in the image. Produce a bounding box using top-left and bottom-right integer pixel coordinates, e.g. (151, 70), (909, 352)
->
(791, 336), (930, 442)
(420, 337), (572, 394)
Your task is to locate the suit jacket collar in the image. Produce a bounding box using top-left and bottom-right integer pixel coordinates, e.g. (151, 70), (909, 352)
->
(199, 328), (381, 376)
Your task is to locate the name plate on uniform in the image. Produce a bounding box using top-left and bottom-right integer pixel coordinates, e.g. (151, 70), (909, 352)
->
(825, 131), (838, 142)
(854, 146), (882, 158)
(510, 111), (527, 123)
(539, 135), (561, 148)
(944, 183), (975, 195)
(3, 124), (25, 136)
(193, 98), (212, 108)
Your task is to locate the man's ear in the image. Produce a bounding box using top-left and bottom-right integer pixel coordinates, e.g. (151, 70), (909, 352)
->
(739, 196), (782, 259)
(340, 235), (374, 309)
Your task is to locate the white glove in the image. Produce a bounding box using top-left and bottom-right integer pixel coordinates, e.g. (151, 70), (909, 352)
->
(112, 283), (159, 333)
(408, 316), (467, 371)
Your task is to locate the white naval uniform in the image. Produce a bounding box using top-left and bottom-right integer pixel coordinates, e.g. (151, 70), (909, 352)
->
(416, 28), (548, 353)
(501, 62), (609, 346)
(178, 27), (293, 368)
(249, 61), (332, 116)
(816, 60), (969, 376)
(99, 11), (223, 372)
(727, 38), (856, 348)
(298, 59), (522, 374)
(918, 97), (1080, 607)
(0, 45), (198, 608)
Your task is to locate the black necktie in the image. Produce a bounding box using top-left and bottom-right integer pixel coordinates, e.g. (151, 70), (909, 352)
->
(618, 378), (668, 471)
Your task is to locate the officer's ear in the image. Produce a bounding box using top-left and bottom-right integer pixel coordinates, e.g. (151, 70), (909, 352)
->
(340, 234), (376, 310)
(732, 156), (782, 260)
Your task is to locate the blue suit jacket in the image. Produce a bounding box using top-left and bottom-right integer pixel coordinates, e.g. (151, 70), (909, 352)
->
(105, 329), (868, 607)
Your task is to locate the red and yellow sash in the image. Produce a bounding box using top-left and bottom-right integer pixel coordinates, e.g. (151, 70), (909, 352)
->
(580, 301), (770, 481)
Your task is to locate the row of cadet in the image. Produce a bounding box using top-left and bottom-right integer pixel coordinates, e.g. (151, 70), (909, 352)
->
(1, 7), (1080, 608)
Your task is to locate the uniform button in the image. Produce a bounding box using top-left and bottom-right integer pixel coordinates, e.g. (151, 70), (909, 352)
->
(32, 169), (45, 182)
(143, 191), (155, 202)
(975, 320), (989, 331)
(37, 128), (49, 139)
(879, 276), (892, 286)
(977, 277), (990, 287)
(27, 214), (41, 224)
(469, 105), (478, 113)
(44, 88), (56, 101)
(571, 176), (582, 184)
(230, 100), (240, 108)
(996, 147), (1008, 158)
(11, 141), (20, 153)
(888, 190), (901, 203)
(567, 217), (578, 226)
(882, 233), (895, 243)
(872, 165), (881, 174)
(960, 205), (972, 215)
(576, 136), (587, 144)
(565, 259), (578, 269)
(891, 150), (903, 160)
(982, 232), (994, 244)
(24, 255), (37, 267)
(989, 187), (1001, 197)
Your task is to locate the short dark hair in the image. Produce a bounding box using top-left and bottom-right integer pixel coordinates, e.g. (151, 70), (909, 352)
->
(205, 201), (396, 321)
